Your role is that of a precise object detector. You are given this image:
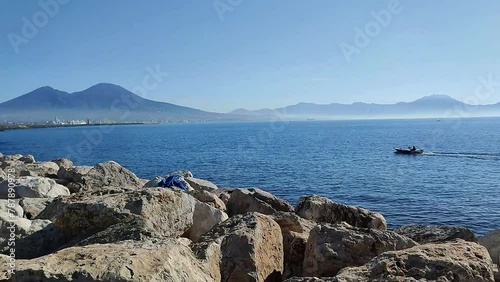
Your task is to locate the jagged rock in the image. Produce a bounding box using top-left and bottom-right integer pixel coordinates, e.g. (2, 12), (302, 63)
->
(0, 176), (70, 199)
(295, 195), (387, 230)
(19, 154), (35, 163)
(167, 170), (193, 178)
(192, 212), (284, 282)
(2, 239), (213, 282)
(1, 154), (23, 162)
(303, 222), (418, 277)
(480, 229), (500, 267)
(19, 198), (53, 219)
(214, 188), (232, 205)
(271, 212), (316, 279)
(494, 264), (500, 282)
(19, 161), (60, 177)
(143, 176), (162, 187)
(37, 188), (196, 246)
(394, 224), (477, 244)
(79, 161), (143, 192)
(334, 240), (495, 282)
(227, 188), (294, 217)
(0, 199), (23, 217)
(57, 165), (92, 181)
(184, 202), (229, 241)
(50, 158), (73, 169)
(189, 189), (227, 211)
(185, 177), (218, 192)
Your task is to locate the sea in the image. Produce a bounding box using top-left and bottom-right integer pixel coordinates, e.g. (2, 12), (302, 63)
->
(1, 117), (499, 235)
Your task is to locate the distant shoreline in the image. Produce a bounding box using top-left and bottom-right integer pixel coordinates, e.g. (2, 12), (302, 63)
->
(0, 122), (148, 131)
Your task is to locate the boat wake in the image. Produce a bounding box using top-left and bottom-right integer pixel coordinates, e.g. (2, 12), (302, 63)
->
(423, 151), (500, 160)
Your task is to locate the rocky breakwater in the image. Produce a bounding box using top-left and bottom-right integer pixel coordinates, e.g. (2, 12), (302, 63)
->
(0, 152), (498, 281)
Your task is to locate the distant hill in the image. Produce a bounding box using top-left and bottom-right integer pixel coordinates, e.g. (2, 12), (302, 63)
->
(231, 95), (500, 119)
(0, 83), (236, 122)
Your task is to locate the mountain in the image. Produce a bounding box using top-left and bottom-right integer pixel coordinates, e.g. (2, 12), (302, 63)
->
(0, 83), (232, 122)
(232, 95), (500, 119)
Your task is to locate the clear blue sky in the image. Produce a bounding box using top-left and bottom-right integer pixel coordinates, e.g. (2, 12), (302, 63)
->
(2, 0), (499, 112)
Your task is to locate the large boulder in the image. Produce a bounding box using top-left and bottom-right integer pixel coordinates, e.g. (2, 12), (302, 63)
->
(78, 161), (143, 192)
(19, 154), (35, 163)
(394, 224), (477, 244)
(0, 199), (23, 217)
(2, 239), (213, 282)
(185, 177), (218, 192)
(192, 212), (284, 282)
(1, 154), (23, 162)
(295, 195), (387, 230)
(184, 202), (228, 241)
(271, 212), (316, 279)
(143, 176), (163, 187)
(480, 229), (500, 267)
(335, 240), (495, 282)
(303, 222), (418, 277)
(226, 188), (294, 217)
(57, 165), (92, 182)
(0, 176), (70, 199)
(37, 188), (196, 245)
(189, 189), (227, 211)
(19, 161), (60, 177)
(50, 158), (73, 169)
(19, 198), (53, 219)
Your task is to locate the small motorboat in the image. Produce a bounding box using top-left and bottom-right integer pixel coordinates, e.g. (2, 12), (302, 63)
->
(394, 147), (424, 155)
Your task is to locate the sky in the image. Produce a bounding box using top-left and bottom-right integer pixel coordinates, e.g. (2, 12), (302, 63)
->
(1, 0), (500, 112)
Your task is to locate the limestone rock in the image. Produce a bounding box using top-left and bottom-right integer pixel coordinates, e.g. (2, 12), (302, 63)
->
(37, 188), (196, 245)
(192, 212), (284, 282)
(335, 240), (495, 282)
(185, 177), (218, 192)
(57, 165), (92, 182)
(295, 195), (387, 230)
(79, 161), (143, 192)
(227, 188), (294, 216)
(189, 189), (227, 211)
(480, 229), (500, 267)
(19, 198), (53, 219)
(0, 176), (70, 199)
(271, 212), (316, 279)
(19, 154), (35, 163)
(0, 199), (23, 217)
(143, 176), (162, 187)
(1, 154), (23, 162)
(394, 224), (477, 244)
(303, 222), (418, 277)
(166, 170), (193, 178)
(19, 161), (60, 177)
(50, 158), (73, 169)
(2, 239), (213, 282)
(184, 202), (229, 241)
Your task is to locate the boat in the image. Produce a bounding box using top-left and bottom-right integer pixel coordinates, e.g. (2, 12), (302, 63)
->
(394, 147), (424, 155)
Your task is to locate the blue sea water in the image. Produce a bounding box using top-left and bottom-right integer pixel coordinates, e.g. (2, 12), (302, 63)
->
(1, 118), (499, 235)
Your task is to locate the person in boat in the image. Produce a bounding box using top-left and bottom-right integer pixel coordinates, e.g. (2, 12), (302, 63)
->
(410, 146), (416, 151)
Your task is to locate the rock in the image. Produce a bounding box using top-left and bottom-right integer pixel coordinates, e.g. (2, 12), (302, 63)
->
(284, 278), (336, 282)
(185, 177), (218, 192)
(494, 264), (500, 282)
(143, 176), (162, 187)
(0, 176), (70, 198)
(295, 195), (387, 230)
(271, 212), (316, 279)
(1, 154), (23, 162)
(19, 154), (35, 163)
(0, 169), (5, 181)
(3, 239), (213, 282)
(19, 198), (53, 219)
(19, 161), (60, 177)
(166, 170), (193, 178)
(37, 188), (196, 245)
(214, 188), (233, 205)
(480, 229), (500, 267)
(184, 202), (229, 241)
(303, 222), (418, 277)
(78, 161), (143, 192)
(50, 158), (73, 169)
(192, 212), (284, 281)
(227, 188), (294, 217)
(0, 199), (23, 217)
(57, 165), (92, 181)
(189, 189), (227, 211)
(335, 240), (495, 282)
(394, 224), (477, 244)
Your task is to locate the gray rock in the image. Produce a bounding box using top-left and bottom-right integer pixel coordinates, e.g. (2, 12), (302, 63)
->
(79, 161), (143, 192)
(19, 155), (35, 163)
(143, 176), (162, 187)
(188, 189), (227, 211)
(184, 202), (228, 241)
(19, 198), (53, 219)
(479, 229), (500, 267)
(227, 188), (294, 216)
(335, 240), (495, 282)
(56, 165), (92, 187)
(185, 177), (218, 192)
(394, 224), (477, 244)
(0, 199), (23, 217)
(303, 222), (418, 277)
(192, 212), (284, 281)
(0, 176), (70, 199)
(166, 170), (193, 178)
(50, 158), (73, 169)
(19, 161), (60, 177)
(295, 195), (387, 230)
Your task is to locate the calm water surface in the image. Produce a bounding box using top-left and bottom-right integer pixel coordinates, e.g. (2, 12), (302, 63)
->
(1, 118), (499, 235)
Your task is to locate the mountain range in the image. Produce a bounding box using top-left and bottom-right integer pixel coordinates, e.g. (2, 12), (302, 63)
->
(1, 83), (499, 122)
